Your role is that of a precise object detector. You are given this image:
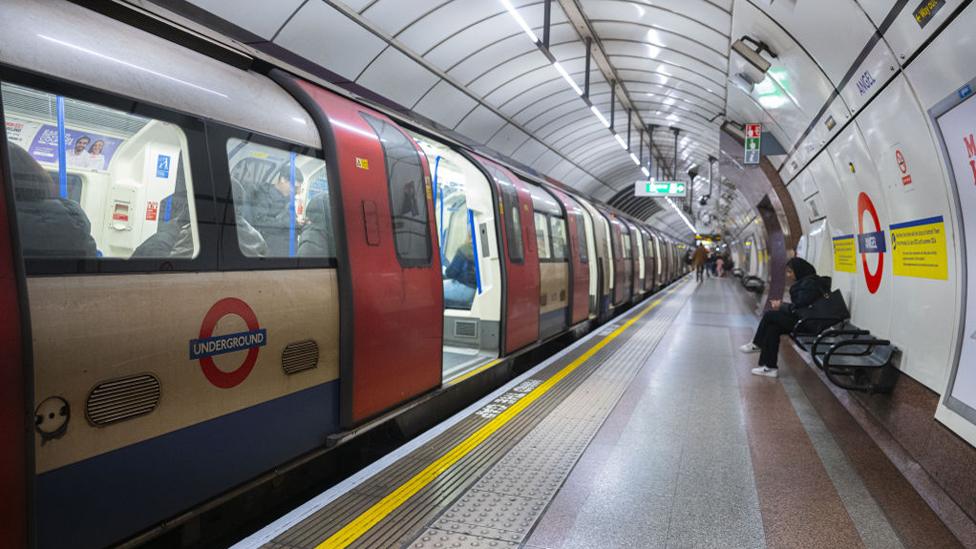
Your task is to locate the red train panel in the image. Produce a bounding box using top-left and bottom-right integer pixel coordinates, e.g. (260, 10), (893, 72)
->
(475, 156), (540, 354)
(297, 79), (442, 426)
(545, 185), (589, 325)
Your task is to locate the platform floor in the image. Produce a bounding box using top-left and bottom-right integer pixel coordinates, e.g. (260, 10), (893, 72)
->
(236, 277), (960, 549)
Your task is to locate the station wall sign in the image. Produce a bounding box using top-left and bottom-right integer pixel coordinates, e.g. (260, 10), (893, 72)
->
(832, 234), (857, 273)
(634, 180), (686, 197)
(744, 123), (761, 165)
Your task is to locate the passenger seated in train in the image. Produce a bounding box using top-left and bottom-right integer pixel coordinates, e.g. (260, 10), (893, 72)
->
(8, 143), (97, 257)
(443, 233), (477, 309)
(740, 257), (829, 378)
(244, 165), (305, 256)
(298, 190), (333, 258)
(132, 157), (193, 259)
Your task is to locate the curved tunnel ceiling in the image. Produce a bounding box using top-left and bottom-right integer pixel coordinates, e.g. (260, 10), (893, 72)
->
(140, 0), (892, 242)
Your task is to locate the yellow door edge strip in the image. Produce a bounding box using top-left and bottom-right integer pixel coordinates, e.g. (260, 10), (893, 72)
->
(318, 283), (685, 548)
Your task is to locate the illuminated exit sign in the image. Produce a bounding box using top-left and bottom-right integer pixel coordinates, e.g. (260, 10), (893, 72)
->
(634, 180), (687, 197)
(744, 123), (761, 165)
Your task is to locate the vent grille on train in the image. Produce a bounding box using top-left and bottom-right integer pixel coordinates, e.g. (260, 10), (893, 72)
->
(1, 82), (150, 137)
(282, 340), (319, 375)
(454, 320), (478, 338)
(86, 374), (160, 427)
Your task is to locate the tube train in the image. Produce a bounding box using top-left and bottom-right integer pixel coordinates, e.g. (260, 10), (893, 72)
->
(0, 2), (688, 547)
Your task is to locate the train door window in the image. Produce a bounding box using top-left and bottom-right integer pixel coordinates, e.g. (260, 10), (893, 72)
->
(225, 138), (333, 258)
(361, 113), (431, 266)
(549, 216), (568, 260)
(1, 82), (199, 260)
(534, 212), (551, 259)
(622, 232), (632, 259)
(574, 213), (587, 263)
(499, 183), (524, 263)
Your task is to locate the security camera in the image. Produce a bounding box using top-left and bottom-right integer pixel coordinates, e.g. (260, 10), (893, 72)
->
(731, 37), (774, 86)
(699, 195), (709, 206)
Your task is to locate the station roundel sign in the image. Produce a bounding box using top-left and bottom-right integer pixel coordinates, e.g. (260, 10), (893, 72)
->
(189, 297), (267, 389)
(857, 192), (884, 294)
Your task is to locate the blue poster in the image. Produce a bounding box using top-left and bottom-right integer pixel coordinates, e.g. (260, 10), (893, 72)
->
(27, 125), (122, 171)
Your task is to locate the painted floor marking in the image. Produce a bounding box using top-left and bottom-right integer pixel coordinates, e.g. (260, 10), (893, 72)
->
(316, 284), (684, 548)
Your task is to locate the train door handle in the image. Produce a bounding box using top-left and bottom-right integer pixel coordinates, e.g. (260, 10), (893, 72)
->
(362, 200), (380, 246)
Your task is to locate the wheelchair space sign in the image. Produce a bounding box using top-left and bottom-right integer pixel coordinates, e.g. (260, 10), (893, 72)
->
(156, 154), (171, 178)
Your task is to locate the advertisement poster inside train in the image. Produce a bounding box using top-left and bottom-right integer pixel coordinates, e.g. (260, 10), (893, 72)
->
(936, 91), (976, 416)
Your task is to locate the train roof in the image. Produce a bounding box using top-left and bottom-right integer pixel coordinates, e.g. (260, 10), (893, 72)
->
(0, 0), (320, 149)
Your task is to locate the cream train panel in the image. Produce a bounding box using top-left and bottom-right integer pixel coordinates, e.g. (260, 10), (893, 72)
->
(30, 269), (339, 473)
(539, 263), (569, 315)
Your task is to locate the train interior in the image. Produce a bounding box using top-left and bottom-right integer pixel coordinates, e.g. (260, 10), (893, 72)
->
(410, 133), (502, 381)
(2, 82), (199, 260)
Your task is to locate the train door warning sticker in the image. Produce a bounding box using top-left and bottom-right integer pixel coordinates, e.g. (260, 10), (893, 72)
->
(832, 234), (857, 273)
(890, 215), (948, 279)
(156, 154), (171, 178)
(145, 201), (158, 221)
(857, 192), (886, 294)
(189, 297), (266, 388)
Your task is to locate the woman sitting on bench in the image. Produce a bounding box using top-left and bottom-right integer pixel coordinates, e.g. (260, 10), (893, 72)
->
(740, 257), (829, 378)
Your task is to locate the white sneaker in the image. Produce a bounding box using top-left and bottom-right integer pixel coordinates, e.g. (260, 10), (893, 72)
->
(738, 343), (760, 354)
(751, 366), (779, 378)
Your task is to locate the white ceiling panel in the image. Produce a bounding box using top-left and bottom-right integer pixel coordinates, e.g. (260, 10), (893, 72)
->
(486, 123), (532, 155)
(360, 0), (450, 37)
(412, 79), (478, 128)
(356, 47), (441, 107)
(454, 105), (508, 142)
(275, 1), (387, 81)
(187, 0), (303, 40)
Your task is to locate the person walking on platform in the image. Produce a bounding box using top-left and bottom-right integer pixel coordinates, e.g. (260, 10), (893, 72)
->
(740, 257), (828, 378)
(691, 243), (707, 282)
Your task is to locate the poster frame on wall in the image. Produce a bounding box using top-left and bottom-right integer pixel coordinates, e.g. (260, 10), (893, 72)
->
(929, 75), (976, 427)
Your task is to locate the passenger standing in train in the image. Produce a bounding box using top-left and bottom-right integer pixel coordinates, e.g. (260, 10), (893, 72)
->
(443, 234), (477, 309)
(246, 165), (304, 256)
(8, 144), (97, 257)
(740, 257), (828, 378)
(691, 243), (707, 282)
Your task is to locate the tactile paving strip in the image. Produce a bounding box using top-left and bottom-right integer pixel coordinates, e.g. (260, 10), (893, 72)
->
(404, 288), (689, 547)
(262, 282), (692, 549)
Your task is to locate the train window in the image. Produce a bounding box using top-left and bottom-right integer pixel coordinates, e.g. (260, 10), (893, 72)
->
(361, 113), (431, 266)
(622, 233), (632, 259)
(225, 138), (333, 258)
(574, 213), (588, 263)
(493, 172), (524, 263)
(549, 216), (568, 260)
(1, 82), (199, 259)
(534, 212), (551, 260)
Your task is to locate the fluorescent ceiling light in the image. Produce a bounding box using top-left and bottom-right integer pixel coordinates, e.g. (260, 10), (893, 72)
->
(553, 61), (583, 95)
(666, 197), (698, 234)
(591, 105), (610, 128)
(500, 0), (539, 43)
(641, 166), (651, 177)
(615, 133), (627, 149)
(630, 153), (641, 165)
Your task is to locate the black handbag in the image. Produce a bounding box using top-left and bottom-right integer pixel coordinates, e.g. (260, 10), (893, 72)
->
(796, 289), (850, 324)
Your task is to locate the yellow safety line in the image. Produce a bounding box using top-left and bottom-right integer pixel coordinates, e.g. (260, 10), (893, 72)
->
(316, 282), (685, 549)
(447, 358), (504, 386)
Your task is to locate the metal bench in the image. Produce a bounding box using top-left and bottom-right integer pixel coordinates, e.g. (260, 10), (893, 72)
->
(819, 337), (900, 393)
(790, 316), (853, 352)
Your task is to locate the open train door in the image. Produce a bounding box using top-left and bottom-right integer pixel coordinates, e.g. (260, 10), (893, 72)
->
(473, 156), (539, 354)
(281, 75), (443, 427)
(0, 104), (29, 549)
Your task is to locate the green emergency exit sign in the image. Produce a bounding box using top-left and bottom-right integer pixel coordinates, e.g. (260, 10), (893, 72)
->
(634, 180), (687, 197)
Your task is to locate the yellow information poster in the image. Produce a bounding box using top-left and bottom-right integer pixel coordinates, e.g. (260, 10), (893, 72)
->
(890, 215), (949, 279)
(832, 235), (856, 273)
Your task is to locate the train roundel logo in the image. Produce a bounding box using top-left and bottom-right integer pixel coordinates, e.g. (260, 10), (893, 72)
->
(856, 192), (886, 294)
(189, 298), (267, 389)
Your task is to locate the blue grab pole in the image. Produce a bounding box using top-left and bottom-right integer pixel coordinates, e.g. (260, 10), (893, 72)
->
(289, 152), (297, 257)
(56, 96), (67, 199)
(467, 209), (482, 294)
